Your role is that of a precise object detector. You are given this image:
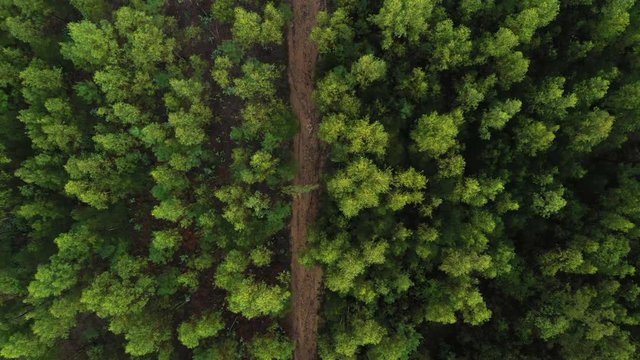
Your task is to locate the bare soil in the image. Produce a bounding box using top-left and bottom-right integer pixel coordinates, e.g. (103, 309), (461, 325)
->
(287, 0), (324, 358)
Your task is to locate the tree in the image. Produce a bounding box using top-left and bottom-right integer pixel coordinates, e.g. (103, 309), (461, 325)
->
(232, 3), (285, 48)
(411, 110), (462, 157)
(178, 311), (224, 349)
(327, 157), (392, 217)
(371, 0), (436, 49)
(60, 21), (117, 71)
(351, 54), (387, 87)
(248, 328), (294, 360)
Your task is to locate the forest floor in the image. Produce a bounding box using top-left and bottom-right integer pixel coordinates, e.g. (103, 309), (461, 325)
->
(287, 0), (324, 358)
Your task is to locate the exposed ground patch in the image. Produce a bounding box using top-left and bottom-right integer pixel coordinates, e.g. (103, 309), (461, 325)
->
(287, 0), (324, 357)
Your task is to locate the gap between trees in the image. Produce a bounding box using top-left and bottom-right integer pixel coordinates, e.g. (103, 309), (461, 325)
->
(287, 0), (324, 358)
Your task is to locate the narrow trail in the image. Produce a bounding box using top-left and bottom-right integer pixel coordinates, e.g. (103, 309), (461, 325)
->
(287, 0), (324, 358)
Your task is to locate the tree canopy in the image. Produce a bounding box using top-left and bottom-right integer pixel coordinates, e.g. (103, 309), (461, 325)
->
(2, 0), (640, 359)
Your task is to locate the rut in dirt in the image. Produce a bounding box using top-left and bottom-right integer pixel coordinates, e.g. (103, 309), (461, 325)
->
(287, 0), (324, 358)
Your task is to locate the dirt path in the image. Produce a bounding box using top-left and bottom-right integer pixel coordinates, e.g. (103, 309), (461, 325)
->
(287, 0), (324, 358)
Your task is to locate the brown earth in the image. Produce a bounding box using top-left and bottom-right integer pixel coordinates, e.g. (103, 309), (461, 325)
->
(287, 0), (324, 358)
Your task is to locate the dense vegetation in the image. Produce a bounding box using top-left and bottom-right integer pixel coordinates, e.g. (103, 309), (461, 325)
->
(311, 0), (640, 358)
(1, 0), (640, 359)
(1, 0), (294, 358)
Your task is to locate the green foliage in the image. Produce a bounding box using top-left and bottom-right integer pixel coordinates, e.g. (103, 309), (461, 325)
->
(367, 325), (421, 360)
(351, 54), (387, 87)
(515, 118), (559, 156)
(250, 245), (273, 267)
(1, 1), (294, 357)
(312, 0), (640, 358)
(566, 109), (615, 152)
(212, 55), (233, 88)
(0, 333), (47, 359)
(311, 9), (354, 54)
(215, 251), (290, 319)
(65, 152), (147, 209)
(212, 0), (235, 24)
(27, 258), (80, 299)
(109, 312), (171, 356)
(70, 0), (110, 21)
(319, 114), (388, 157)
(320, 318), (387, 358)
(388, 168), (427, 210)
(429, 20), (472, 70)
(412, 110), (462, 157)
(371, 0), (436, 49)
(3, 0), (640, 359)
(232, 4), (285, 48)
(81, 268), (155, 318)
(149, 229), (181, 264)
(60, 21), (117, 70)
(327, 158), (392, 217)
(480, 99), (522, 139)
(248, 329), (294, 360)
(233, 60), (279, 100)
(178, 311), (224, 349)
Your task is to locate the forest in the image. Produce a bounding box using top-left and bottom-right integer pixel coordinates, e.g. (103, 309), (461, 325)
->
(1, 0), (640, 359)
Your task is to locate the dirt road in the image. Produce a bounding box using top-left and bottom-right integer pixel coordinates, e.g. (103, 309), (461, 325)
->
(287, 0), (324, 358)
